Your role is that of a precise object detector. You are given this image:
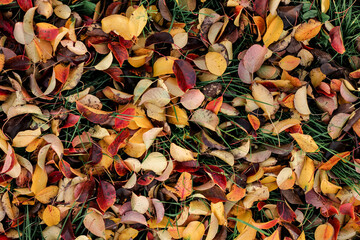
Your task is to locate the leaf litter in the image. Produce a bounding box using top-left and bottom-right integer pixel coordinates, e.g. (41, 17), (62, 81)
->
(0, 0), (359, 239)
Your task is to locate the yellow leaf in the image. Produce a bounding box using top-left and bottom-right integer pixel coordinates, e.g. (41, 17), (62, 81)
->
(263, 15), (283, 47)
(298, 157), (315, 192)
(211, 202), (226, 225)
(129, 5), (148, 37)
(315, 223), (334, 240)
(43, 205), (60, 226)
(183, 221), (205, 240)
(290, 133), (318, 152)
(321, 0), (330, 13)
(118, 228), (138, 240)
(294, 19), (322, 42)
(31, 165), (48, 194)
(153, 57), (175, 76)
(101, 15), (135, 40)
(205, 52), (227, 76)
(35, 186), (59, 204)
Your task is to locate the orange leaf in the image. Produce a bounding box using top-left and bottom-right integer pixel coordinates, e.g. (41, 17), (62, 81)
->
(166, 172), (192, 201)
(319, 151), (350, 170)
(206, 96), (223, 115)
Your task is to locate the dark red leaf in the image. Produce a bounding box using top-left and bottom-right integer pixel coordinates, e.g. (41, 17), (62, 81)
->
(107, 129), (129, 156)
(158, 0), (172, 21)
(74, 179), (95, 203)
(105, 2), (124, 16)
(305, 190), (339, 217)
(282, 223), (301, 240)
(88, 142), (102, 165)
(174, 160), (200, 173)
(103, 67), (123, 83)
(114, 108), (136, 130)
(198, 185), (227, 203)
(328, 217), (341, 240)
(0, 15), (14, 37)
(281, 189), (303, 204)
(137, 171), (156, 185)
(97, 180), (116, 212)
(173, 59), (196, 92)
(48, 171), (63, 184)
(5, 56), (30, 71)
(59, 160), (76, 178)
(61, 114), (81, 129)
(277, 201), (296, 222)
(203, 165), (226, 190)
(108, 42), (129, 67)
(17, 0), (33, 12)
(253, 0), (269, 18)
(61, 215), (75, 240)
(145, 32), (173, 47)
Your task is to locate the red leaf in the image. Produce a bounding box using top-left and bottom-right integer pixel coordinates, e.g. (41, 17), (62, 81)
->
(103, 67), (123, 83)
(114, 108), (136, 130)
(329, 26), (345, 54)
(205, 96), (223, 114)
(48, 171), (63, 184)
(0, 0), (13, 4)
(277, 201), (296, 222)
(137, 171), (156, 185)
(107, 129), (129, 156)
(108, 42), (129, 67)
(173, 59), (196, 92)
(305, 190), (338, 217)
(145, 32), (173, 47)
(97, 180), (116, 212)
(252, 219), (279, 229)
(198, 185), (227, 203)
(339, 203), (355, 220)
(74, 179), (95, 203)
(204, 165), (227, 190)
(61, 215), (75, 240)
(76, 101), (113, 124)
(88, 142), (102, 165)
(328, 217), (341, 240)
(0, 15), (14, 37)
(17, 0), (33, 12)
(174, 160), (200, 173)
(105, 2), (124, 16)
(5, 56), (30, 71)
(61, 114), (81, 129)
(114, 156), (130, 176)
(253, 0), (269, 18)
(59, 160), (76, 178)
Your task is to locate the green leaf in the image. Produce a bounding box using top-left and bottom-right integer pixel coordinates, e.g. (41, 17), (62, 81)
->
(302, 10), (318, 20)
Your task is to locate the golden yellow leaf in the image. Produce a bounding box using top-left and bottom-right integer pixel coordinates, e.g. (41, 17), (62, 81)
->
(263, 15), (283, 47)
(290, 133), (319, 152)
(294, 19), (322, 42)
(43, 205), (60, 226)
(205, 52), (227, 76)
(35, 186), (59, 204)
